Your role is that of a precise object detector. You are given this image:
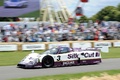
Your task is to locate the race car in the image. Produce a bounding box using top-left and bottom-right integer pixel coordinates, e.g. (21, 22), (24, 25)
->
(17, 46), (102, 68)
(4, 0), (28, 8)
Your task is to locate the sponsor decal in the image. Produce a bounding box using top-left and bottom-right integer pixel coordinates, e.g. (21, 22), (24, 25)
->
(94, 42), (110, 53)
(113, 42), (120, 47)
(22, 44), (45, 50)
(94, 42), (111, 47)
(81, 52), (100, 58)
(96, 44), (108, 46)
(68, 53), (78, 59)
(26, 46), (41, 48)
(0, 45), (17, 51)
(63, 61), (75, 65)
(72, 42), (92, 49)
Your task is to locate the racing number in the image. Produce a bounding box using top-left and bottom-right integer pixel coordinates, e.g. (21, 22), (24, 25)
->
(57, 55), (61, 61)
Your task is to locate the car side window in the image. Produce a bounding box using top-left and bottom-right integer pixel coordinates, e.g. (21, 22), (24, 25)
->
(50, 48), (58, 54)
(60, 47), (69, 54)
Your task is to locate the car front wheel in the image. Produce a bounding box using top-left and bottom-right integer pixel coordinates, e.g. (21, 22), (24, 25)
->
(42, 56), (54, 68)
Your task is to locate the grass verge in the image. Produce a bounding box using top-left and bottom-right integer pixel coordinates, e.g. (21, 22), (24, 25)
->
(0, 48), (120, 66)
(101, 47), (120, 59)
(0, 0), (4, 6)
(12, 69), (120, 80)
(0, 50), (44, 66)
(19, 10), (40, 17)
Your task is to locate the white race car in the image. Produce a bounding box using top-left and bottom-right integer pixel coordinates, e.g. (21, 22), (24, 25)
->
(17, 46), (102, 68)
(4, 0), (28, 8)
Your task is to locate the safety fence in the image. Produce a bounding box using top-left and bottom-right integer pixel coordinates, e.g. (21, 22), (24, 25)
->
(0, 40), (120, 51)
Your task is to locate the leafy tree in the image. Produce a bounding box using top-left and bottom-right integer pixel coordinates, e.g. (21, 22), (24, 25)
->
(89, 15), (98, 22)
(97, 6), (117, 20)
(90, 4), (120, 21)
(104, 16), (110, 21)
(79, 15), (88, 23)
(117, 3), (120, 11)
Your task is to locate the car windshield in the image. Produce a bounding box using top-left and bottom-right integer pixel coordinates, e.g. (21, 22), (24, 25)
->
(42, 47), (58, 54)
(10, 0), (20, 2)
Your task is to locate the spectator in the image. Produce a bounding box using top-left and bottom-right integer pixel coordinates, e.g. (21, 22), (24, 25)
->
(0, 21), (119, 42)
(37, 35), (45, 42)
(61, 34), (68, 41)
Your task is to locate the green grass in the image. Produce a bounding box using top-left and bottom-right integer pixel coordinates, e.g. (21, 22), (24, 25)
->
(19, 10), (40, 17)
(0, 0), (4, 6)
(0, 50), (44, 66)
(0, 48), (120, 66)
(101, 47), (120, 58)
(12, 69), (120, 80)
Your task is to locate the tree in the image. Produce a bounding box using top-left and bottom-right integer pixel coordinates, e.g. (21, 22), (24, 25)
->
(90, 5), (120, 21)
(104, 16), (110, 21)
(97, 6), (117, 20)
(79, 15), (88, 23)
(117, 3), (120, 11)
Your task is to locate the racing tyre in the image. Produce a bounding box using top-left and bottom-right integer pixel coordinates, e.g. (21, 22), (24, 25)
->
(42, 56), (54, 68)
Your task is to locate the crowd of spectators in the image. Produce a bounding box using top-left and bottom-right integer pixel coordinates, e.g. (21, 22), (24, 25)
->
(0, 21), (120, 42)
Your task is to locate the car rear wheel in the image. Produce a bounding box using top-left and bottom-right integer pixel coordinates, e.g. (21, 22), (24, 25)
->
(42, 56), (54, 68)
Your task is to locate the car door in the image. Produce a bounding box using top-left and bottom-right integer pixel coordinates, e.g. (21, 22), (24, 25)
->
(55, 47), (78, 66)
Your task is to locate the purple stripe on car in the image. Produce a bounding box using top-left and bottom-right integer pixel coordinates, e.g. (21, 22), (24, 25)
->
(54, 58), (101, 67)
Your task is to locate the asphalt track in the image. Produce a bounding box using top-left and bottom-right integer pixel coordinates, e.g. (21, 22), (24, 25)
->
(0, 58), (120, 80)
(0, 0), (40, 17)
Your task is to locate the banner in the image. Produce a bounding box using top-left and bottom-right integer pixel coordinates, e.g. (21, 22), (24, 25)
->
(0, 45), (17, 51)
(94, 42), (111, 47)
(113, 42), (120, 47)
(94, 42), (111, 53)
(95, 46), (109, 53)
(72, 42), (92, 49)
(22, 44), (45, 50)
(48, 43), (70, 49)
